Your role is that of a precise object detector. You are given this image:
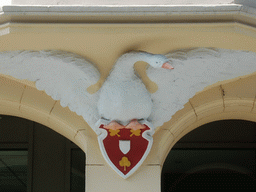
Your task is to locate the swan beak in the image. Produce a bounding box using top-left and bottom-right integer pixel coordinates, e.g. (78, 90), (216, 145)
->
(162, 62), (174, 69)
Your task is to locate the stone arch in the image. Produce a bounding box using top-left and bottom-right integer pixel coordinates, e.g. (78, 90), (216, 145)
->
(159, 72), (256, 166)
(0, 75), (90, 152)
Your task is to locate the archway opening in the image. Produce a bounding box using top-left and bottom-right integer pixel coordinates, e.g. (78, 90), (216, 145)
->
(162, 120), (256, 191)
(0, 115), (85, 192)
(171, 167), (255, 190)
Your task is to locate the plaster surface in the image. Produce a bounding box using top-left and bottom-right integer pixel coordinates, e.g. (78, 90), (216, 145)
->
(11, 0), (234, 6)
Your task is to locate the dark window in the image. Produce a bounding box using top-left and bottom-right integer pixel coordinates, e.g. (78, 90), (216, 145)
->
(162, 120), (256, 191)
(0, 115), (85, 192)
(0, 150), (28, 192)
(71, 149), (85, 192)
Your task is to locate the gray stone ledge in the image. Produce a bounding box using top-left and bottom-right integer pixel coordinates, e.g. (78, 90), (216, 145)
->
(0, 4), (255, 25)
(1, 5), (241, 13)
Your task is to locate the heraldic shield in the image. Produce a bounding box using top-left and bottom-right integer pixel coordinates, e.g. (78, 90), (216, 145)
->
(95, 120), (154, 179)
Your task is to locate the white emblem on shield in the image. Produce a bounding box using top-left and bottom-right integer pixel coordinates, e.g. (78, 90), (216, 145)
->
(119, 140), (131, 154)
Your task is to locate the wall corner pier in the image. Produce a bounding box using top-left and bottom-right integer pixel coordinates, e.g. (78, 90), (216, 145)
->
(86, 161), (161, 192)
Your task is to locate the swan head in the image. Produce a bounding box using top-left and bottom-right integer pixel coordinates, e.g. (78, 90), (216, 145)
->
(144, 53), (174, 69)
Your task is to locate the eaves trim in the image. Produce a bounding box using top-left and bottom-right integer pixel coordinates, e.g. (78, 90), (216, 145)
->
(0, 4), (255, 26)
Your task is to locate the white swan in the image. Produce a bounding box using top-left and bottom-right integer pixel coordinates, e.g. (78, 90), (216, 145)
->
(97, 51), (173, 130)
(0, 48), (256, 130)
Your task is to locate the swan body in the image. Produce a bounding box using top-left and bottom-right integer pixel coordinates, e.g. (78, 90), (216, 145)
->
(97, 52), (171, 126)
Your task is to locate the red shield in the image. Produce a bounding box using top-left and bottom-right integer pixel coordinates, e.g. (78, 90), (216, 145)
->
(97, 124), (153, 179)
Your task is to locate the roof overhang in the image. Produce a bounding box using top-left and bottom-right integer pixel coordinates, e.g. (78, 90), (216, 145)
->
(0, 4), (255, 25)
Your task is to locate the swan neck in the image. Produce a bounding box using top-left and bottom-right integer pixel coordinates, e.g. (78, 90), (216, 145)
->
(110, 52), (151, 79)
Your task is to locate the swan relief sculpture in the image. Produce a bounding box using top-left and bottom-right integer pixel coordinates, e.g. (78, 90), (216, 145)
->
(95, 52), (173, 178)
(1, 48), (256, 178)
(98, 52), (173, 128)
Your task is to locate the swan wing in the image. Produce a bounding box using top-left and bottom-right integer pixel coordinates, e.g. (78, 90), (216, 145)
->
(0, 50), (100, 128)
(147, 48), (256, 128)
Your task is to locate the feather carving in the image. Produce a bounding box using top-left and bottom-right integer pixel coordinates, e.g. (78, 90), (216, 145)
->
(0, 50), (100, 128)
(0, 48), (256, 131)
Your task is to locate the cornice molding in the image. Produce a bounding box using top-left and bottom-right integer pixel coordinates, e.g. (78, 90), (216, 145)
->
(0, 4), (255, 25)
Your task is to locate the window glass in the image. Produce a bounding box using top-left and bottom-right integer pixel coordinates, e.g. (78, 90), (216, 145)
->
(0, 116), (29, 142)
(0, 150), (28, 192)
(70, 149), (85, 192)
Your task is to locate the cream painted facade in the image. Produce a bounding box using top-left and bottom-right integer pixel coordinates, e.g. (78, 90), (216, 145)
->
(0, 1), (256, 191)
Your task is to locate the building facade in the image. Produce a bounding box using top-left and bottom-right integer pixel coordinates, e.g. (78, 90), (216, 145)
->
(0, 0), (256, 191)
